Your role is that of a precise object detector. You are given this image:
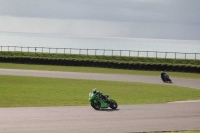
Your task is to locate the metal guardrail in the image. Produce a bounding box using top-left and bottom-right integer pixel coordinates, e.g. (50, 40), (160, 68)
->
(0, 46), (200, 60)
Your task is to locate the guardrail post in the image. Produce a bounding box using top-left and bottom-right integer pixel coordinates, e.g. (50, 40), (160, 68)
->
(112, 50), (113, 57)
(87, 49), (88, 56)
(195, 53), (196, 60)
(185, 53), (186, 60)
(79, 49), (81, 55)
(156, 51), (157, 59)
(35, 47), (37, 53)
(175, 52), (176, 59)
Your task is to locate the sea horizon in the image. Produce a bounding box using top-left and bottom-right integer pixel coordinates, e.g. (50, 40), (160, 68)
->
(0, 32), (200, 59)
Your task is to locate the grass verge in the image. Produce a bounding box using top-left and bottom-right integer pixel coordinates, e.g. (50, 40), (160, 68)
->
(0, 63), (200, 79)
(1, 75), (200, 107)
(154, 131), (200, 133)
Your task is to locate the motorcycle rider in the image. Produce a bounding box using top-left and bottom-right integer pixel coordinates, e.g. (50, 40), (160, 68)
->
(92, 88), (109, 103)
(160, 71), (167, 81)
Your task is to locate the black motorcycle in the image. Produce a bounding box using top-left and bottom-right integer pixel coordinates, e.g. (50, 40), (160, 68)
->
(161, 74), (172, 83)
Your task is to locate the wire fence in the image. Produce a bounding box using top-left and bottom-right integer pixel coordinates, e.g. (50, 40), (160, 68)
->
(1, 46), (200, 60)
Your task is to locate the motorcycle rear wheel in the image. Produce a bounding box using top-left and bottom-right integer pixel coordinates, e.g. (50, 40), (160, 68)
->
(168, 79), (172, 83)
(109, 99), (118, 109)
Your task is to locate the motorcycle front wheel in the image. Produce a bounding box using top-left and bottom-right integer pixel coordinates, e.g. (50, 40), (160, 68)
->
(109, 99), (118, 109)
(91, 101), (101, 110)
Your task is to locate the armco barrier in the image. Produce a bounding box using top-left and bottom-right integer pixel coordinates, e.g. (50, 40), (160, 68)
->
(128, 63), (134, 69)
(77, 59), (82, 66)
(178, 65), (185, 72)
(82, 60), (89, 66)
(112, 62), (118, 68)
(46, 58), (53, 65)
(133, 63), (139, 69)
(4, 57), (11, 62)
(122, 62), (129, 69)
(154, 64), (161, 71)
(190, 66), (196, 73)
(59, 59), (65, 66)
(184, 66), (190, 72)
(3, 57), (9, 62)
(182, 65), (187, 72)
(37, 58), (43, 64)
(138, 63), (144, 70)
(109, 61), (115, 68)
(23, 57), (29, 64)
(117, 62), (123, 69)
(0, 56), (199, 73)
(197, 66), (200, 73)
(166, 65), (172, 71)
(42, 58), (50, 65)
(120, 62), (127, 69)
(88, 60), (93, 66)
(79, 60), (86, 66)
(103, 61), (109, 67)
(93, 61), (98, 67)
(71, 59), (77, 66)
(149, 64), (155, 70)
(144, 64), (150, 70)
(160, 64), (167, 71)
(171, 65), (178, 71)
(97, 61), (103, 67)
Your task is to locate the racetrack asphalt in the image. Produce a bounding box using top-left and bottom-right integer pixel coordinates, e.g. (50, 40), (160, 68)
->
(0, 68), (200, 133)
(0, 102), (200, 133)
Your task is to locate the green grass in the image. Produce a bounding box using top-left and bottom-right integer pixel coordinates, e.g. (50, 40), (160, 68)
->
(153, 131), (200, 133)
(1, 75), (200, 107)
(1, 62), (200, 79)
(1, 51), (200, 66)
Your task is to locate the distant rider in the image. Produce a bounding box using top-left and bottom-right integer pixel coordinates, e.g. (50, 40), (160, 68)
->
(92, 88), (109, 103)
(160, 71), (167, 81)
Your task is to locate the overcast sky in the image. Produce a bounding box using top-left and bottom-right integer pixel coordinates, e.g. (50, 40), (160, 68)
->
(0, 0), (200, 40)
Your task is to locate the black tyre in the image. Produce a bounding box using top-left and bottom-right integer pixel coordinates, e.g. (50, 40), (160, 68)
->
(109, 99), (118, 109)
(91, 101), (101, 110)
(161, 77), (165, 82)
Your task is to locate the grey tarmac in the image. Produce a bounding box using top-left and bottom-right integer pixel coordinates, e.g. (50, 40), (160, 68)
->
(0, 68), (200, 133)
(0, 102), (200, 133)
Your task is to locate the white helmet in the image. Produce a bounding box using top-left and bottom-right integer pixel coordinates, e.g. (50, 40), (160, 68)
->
(92, 88), (97, 94)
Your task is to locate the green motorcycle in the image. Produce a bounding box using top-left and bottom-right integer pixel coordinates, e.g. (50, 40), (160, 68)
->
(89, 92), (118, 110)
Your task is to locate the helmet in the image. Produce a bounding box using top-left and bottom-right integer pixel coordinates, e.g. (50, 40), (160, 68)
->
(92, 88), (97, 94)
